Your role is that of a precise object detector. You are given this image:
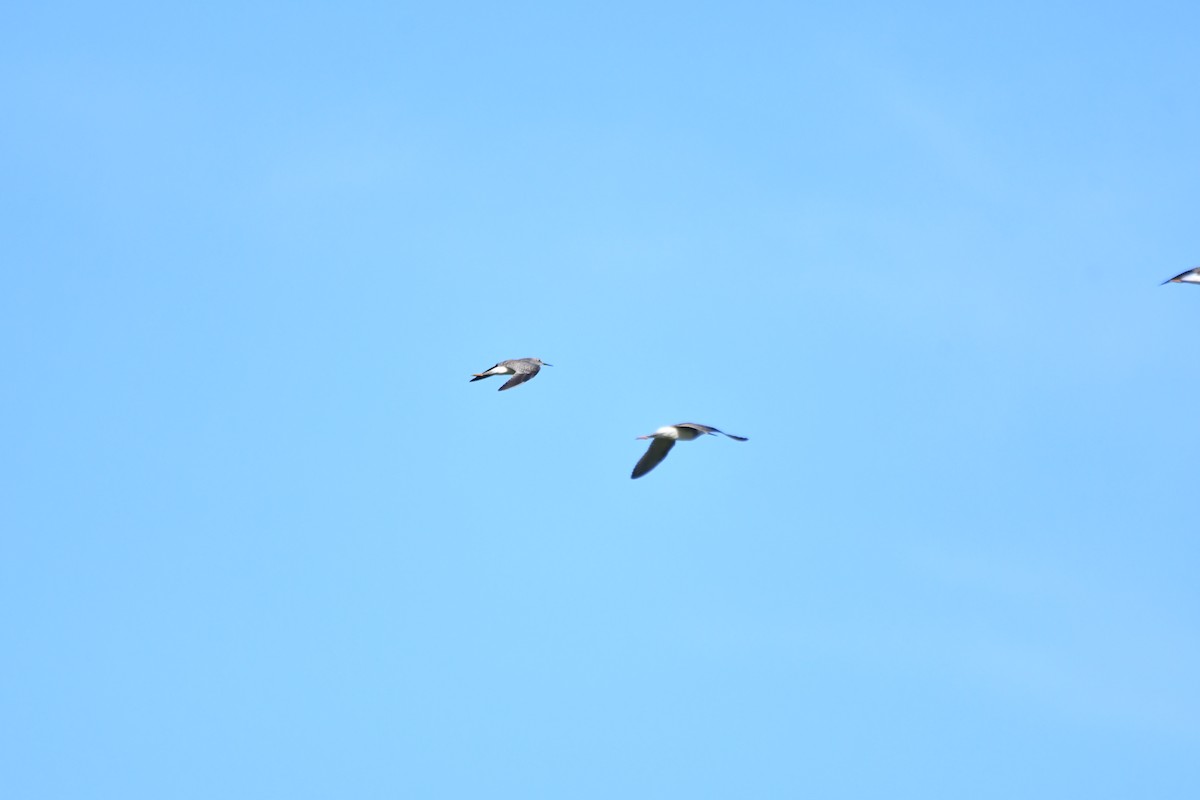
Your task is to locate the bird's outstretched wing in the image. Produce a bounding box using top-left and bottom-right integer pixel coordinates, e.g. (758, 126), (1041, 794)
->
(632, 437), (675, 479)
(1163, 268), (1200, 285)
(498, 360), (541, 390)
(498, 370), (538, 391)
(677, 423), (748, 441)
(470, 362), (502, 381)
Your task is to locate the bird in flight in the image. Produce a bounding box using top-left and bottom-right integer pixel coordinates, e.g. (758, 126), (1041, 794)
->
(469, 358), (552, 391)
(631, 423), (748, 479)
(1162, 268), (1200, 285)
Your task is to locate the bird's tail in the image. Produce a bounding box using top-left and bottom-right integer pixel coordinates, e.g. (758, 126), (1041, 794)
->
(469, 374), (489, 381)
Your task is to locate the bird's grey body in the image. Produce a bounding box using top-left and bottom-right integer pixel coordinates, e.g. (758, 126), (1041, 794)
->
(1163, 268), (1200, 285)
(470, 358), (552, 391)
(631, 423), (748, 479)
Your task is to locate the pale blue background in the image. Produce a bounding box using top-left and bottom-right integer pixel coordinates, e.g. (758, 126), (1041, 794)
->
(3, 2), (1198, 797)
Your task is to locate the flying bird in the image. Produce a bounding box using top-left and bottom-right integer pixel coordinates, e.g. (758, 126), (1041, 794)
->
(469, 358), (552, 391)
(1162, 268), (1200, 285)
(631, 423), (748, 479)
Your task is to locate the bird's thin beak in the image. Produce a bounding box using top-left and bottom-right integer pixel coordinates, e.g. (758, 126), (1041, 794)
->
(636, 435), (650, 439)
(544, 363), (553, 367)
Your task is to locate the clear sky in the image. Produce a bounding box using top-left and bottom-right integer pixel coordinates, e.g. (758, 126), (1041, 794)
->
(3, 1), (1199, 797)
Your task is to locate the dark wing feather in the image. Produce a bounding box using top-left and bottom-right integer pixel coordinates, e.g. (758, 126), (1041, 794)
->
(470, 362), (502, 381)
(499, 371), (536, 391)
(677, 423), (748, 441)
(498, 361), (541, 390)
(1163, 268), (1200, 285)
(632, 438), (675, 479)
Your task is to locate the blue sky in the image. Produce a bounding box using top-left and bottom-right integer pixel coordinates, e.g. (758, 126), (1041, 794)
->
(3, 1), (1199, 797)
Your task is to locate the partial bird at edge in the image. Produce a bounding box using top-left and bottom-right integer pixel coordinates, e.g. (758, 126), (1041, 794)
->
(1162, 267), (1200, 285)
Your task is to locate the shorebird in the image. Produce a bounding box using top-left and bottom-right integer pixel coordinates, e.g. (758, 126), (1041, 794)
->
(469, 358), (552, 391)
(1162, 268), (1200, 285)
(631, 423), (748, 479)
